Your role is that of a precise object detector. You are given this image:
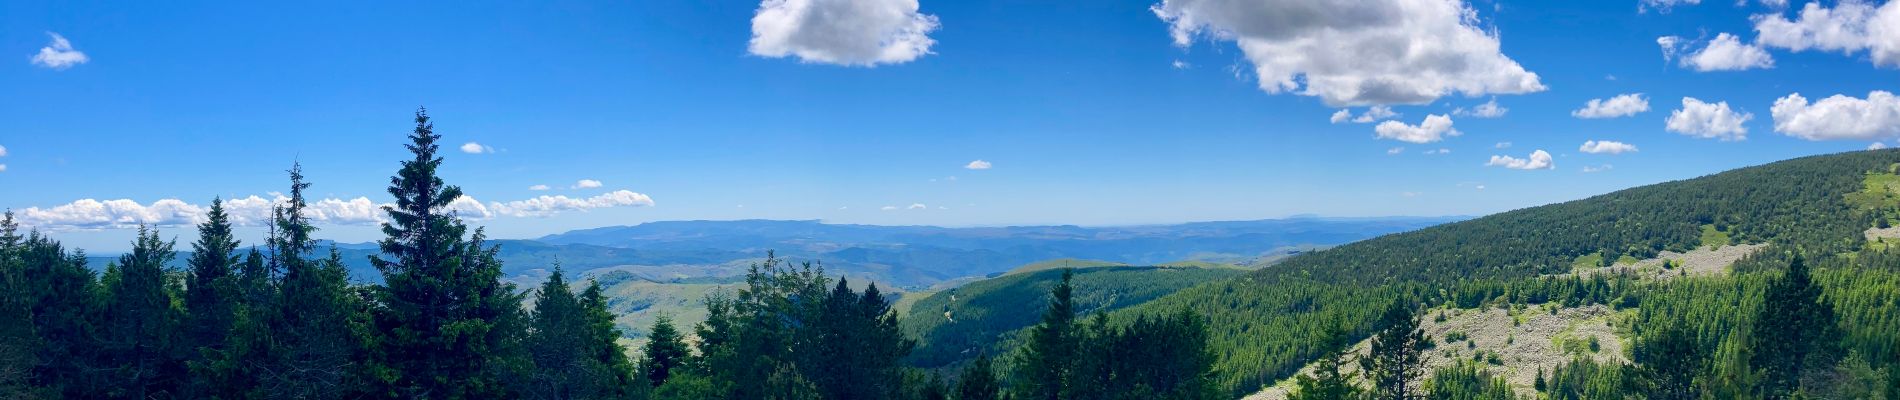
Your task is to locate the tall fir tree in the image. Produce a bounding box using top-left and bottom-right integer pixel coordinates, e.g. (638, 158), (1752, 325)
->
(1290, 325), (1363, 400)
(1750, 253), (1842, 398)
(182, 198), (243, 391)
(525, 266), (626, 399)
(1634, 322), (1702, 400)
(14, 228), (102, 397)
(953, 354), (1001, 400)
(1361, 298), (1425, 400)
(640, 315), (691, 389)
(1012, 268), (1079, 400)
(0, 212), (50, 399)
(367, 108), (527, 398)
(97, 226), (187, 399)
(579, 280), (637, 396)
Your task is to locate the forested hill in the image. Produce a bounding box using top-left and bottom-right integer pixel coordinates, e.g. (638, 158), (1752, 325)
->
(1122, 149), (1900, 395)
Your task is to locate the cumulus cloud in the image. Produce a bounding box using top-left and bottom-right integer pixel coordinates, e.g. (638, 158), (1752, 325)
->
(528, 184), (551, 191)
(487, 190), (655, 218)
(1485, 149), (1555, 170)
(749, 0), (940, 67)
(1456, 98), (1508, 118)
(1573, 93), (1651, 119)
(964, 160), (992, 170)
(1770, 91), (1900, 141)
(1640, 0), (1701, 13)
(1151, 0), (1545, 106)
(1374, 114), (1460, 143)
(1667, 97), (1753, 140)
(460, 142), (494, 154)
(1754, 0), (1900, 68)
(30, 32), (88, 70)
(1670, 33), (1776, 71)
(1331, 106), (1400, 123)
(572, 179), (604, 189)
(1579, 140), (1639, 154)
(1872, 142), (1890, 150)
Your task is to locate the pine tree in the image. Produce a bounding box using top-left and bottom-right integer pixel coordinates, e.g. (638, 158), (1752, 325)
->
(1291, 325), (1364, 400)
(182, 198), (242, 391)
(953, 354), (1001, 400)
(579, 280), (637, 396)
(525, 266), (622, 399)
(0, 212), (50, 399)
(1634, 322), (1701, 400)
(1751, 253), (1841, 398)
(641, 315), (691, 388)
(1361, 299), (1424, 400)
(1012, 268), (1078, 400)
(14, 230), (103, 398)
(367, 108), (526, 398)
(97, 226), (187, 399)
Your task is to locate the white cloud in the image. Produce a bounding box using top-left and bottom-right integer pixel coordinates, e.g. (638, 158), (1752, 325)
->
(907, 203), (927, 210)
(528, 184), (551, 191)
(1640, 0), (1701, 13)
(1151, 0), (1545, 106)
(1387, 147), (1405, 155)
(1172, 60), (1191, 69)
(964, 160), (992, 170)
(1872, 142), (1890, 150)
(1485, 149), (1555, 170)
(1331, 106), (1399, 124)
(1770, 91), (1900, 141)
(460, 142), (494, 154)
(487, 190), (656, 218)
(572, 179), (604, 189)
(19, 195), (387, 230)
(1578, 140), (1639, 154)
(749, 0), (940, 67)
(1374, 114), (1460, 143)
(0, 144), (8, 157)
(30, 32), (88, 70)
(1676, 33), (1776, 71)
(1754, 0), (1900, 68)
(881, 205), (899, 211)
(1456, 98), (1508, 118)
(1495, 141), (1512, 149)
(1572, 93), (1651, 119)
(1424, 148), (1451, 155)
(1667, 97), (1753, 140)
(1582, 164), (1614, 173)
(1658, 36), (1686, 62)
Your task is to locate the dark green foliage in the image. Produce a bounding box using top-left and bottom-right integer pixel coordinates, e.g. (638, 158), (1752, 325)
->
(97, 226), (187, 398)
(9, 225), (101, 397)
(640, 315), (691, 388)
(1422, 363), (1516, 400)
(1361, 299), (1424, 400)
(1750, 254), (1841, 397)
(365, 109), (529, 398)
(183, 199), (242, 369)
(525, 267), (631, 399)
(1632, 322), (1701, 400)
(801, 277), (915, 399)
(1289, 325), (1363, 400)
(1545, 359), (1634, 400)
(578, 281), (638, 396)
(902, 266), (1240, 369)
(1012, 269), (1079, 400)
(953, 354), (1001, 400)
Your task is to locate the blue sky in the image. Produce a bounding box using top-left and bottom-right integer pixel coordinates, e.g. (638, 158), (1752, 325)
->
(4, 0), (1899, 251)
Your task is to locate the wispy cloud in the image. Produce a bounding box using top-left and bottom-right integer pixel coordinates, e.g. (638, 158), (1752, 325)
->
(964, 160), (992, 170)
(460, 142), (495, 154)
(30, 32), (88, 70)
(572, 179), (604, 189)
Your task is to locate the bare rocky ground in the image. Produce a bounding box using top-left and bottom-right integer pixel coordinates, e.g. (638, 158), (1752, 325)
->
(1570, 243), (1765, 281)
(1244, 304), (1629, 400)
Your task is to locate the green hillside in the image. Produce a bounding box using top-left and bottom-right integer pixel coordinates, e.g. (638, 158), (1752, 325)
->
(900, 264), (1242, 368)
(1118, 150), (1900, 395)
(998, 258), (1127, 276)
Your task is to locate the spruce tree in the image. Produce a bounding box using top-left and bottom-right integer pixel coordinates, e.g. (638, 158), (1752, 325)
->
(953, 354), (1001, 400)
(1361, 299), (1424, 400)
(183, 198), (242, 383)
(368, 108), (525, 398)
(15, 230), (103, 397)
(97, 226), (187, 399)
(1012, 268), (1078, 400)
(1634, 322), (1701, 400)
(641, 315), (691, 388)
(1291, 325), (1363, 400)
(1751, 253), (1841, 397)
(0, 213), (50, 399)
(579, 280), (636, 396)
(526, 267), (617, 399)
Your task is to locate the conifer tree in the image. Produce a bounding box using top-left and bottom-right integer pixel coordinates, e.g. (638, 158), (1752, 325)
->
(368, 108), (528, 398)
(14, 229), (102, 397)
(579, 280), (637, 396)
(953, 354), (1001, 400)
(0, 212), (35, 398)
(1634, 322), (1701, 400)
(1361, 299), (1424, 400)
(641, 315), (691, 388)
(1291, 325), (1363, 400)
(97, 226), (187, 399)
(525, 266), (623, 399)
(183, 199), (242, 381)
(1012, 268), (1078, 400)
(1751, 253), (1841, 397)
